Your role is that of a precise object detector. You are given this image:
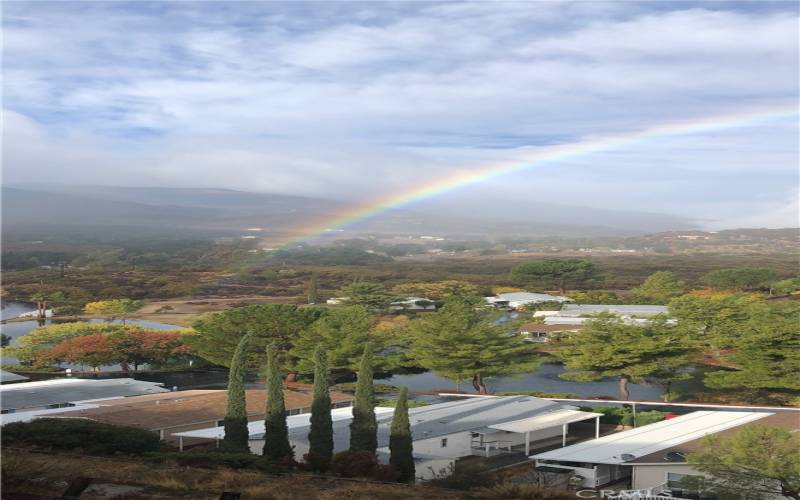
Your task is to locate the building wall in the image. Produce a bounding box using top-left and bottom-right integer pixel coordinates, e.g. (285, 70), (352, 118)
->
(632, 464), (700, 490)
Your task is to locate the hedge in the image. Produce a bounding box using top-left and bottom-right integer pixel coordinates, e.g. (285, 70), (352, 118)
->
(2, 418), (163, 456)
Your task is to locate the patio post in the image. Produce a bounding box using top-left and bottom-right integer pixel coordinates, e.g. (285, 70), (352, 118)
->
(525, 431), (530, 456)
(595, 416), (600, 438)
(561, 423), (567, 447)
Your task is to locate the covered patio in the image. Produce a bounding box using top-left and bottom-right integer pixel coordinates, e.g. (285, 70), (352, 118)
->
(470, 408), (603, 457)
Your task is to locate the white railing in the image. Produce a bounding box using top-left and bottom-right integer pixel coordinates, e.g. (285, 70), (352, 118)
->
(470, 439), (515, 457)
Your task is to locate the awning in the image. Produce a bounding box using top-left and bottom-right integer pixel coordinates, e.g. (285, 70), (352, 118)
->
(488, 409), (603, 433)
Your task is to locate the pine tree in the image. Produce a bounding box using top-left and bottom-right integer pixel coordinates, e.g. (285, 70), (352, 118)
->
(263, 343), (293, 462)
(223, 332), (251, 452)
(349, 342), (377, 453)
(308, 345), (334, 469)
(389, 386), (415, 482)
(308, 273), (319, 304)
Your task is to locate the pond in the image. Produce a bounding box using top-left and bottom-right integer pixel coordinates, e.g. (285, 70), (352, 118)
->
(1, 301), (182, 370)
(377, 363), (667, 400)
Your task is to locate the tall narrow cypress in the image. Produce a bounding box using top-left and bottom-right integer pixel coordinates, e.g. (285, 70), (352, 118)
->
(307, 273), (319, 304)
(349, 342), (377, 453)
(263, 343), (293, 462)
(308, 345), (333, 468)
(389, 386), (415, 482)
(223, 333), (251, 452)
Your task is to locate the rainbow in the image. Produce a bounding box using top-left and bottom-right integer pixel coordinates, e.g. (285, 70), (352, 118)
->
(275, 103), (798, 246)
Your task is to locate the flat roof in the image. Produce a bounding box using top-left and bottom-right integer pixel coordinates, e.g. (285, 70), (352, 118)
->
(47, 388), (352, 431)
(0, 378), (168, 411)
(532, 411), (772, 465)
(558, 304), (668, 317)
(629, 412), (799, 464)
(489, 409), (602, 434)
(175, 396), (594, 452)
(0, 370), (29, 383)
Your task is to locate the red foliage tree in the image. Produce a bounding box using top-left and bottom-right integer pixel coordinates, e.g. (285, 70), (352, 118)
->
(46, 334), (120, 371)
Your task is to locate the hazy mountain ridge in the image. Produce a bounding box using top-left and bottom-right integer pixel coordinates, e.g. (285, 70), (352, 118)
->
(4, 185), (698, 238)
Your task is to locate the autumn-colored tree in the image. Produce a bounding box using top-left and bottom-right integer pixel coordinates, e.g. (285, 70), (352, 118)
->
(84, 299), (143, 323)
(108, 330), (192, 371)
(46, 334), (121, 371)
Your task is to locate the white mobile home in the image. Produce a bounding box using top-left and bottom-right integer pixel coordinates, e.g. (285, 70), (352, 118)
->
(175, 395), (602, 481)
(532, 411), (777, 493)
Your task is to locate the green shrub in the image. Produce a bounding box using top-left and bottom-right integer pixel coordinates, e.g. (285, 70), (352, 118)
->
(2, 418), (162, 456)
(579, 406), (666, 426)
(147, 450), (279, 472)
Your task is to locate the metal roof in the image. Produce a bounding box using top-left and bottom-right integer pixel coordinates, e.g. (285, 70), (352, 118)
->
(489, 409), (602, 434)
(0, 370), (29, 383)
(532, 411), (772, 464)
(558, 304), (668, 317)
(492, 293), (570, 303)
(0, 378), (168, 411)
(175, 396), (590, 453)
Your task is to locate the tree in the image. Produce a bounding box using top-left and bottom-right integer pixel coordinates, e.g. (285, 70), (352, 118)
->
(338, 282), (397, 311)
(1, 334), (11, 347)
(30, 291), (67, 319)
(409, 298), (540, 394)
(84, 298), (143, 323)
(46, 334), (121, 371)
(668, 293), (760, 350)
(308, 345), (333, 470)
(307, 273), (319, 304)
(686, 425), (800, 500)
(349, 343), (377, 454)
(263, 343), (293, 462)
(556, 316), (692, 400)
(189, 304), (323, 371)
(223, 333), (251, 452)
(701, 267), (778, 291)
(392, 281), (479, 301)
(389, 386), (415, 483)
(289, 306), (379, 376)
(107, 329), (192, 372)
(632, 271), (686, 304)
(772, 277), (800, 295)
(703, 303), (800, 392)
(511, 259), (597, 294)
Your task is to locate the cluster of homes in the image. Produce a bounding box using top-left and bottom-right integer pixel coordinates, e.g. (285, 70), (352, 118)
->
(2, 374), (795, 497)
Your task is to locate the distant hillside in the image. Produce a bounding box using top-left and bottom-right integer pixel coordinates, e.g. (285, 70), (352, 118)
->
(4, 184), (697, 240)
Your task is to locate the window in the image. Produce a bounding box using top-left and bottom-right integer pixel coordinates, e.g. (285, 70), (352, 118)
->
(440, 438), (448, 448)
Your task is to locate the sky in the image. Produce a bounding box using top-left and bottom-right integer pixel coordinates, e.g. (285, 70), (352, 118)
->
(3, 1), (799, 230)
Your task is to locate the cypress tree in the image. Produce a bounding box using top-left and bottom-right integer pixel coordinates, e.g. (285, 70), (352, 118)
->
(308, 345), (333, 468)
(389, 386), (415, 482)
(349, 342), (377, 453)
(263, 342), (294, 462)
(308, 273), (319, 304)
(223, 332), (251, 452)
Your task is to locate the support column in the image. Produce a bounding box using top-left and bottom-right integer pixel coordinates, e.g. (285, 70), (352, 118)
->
(562, 423), (567, 447)
(525, 431), (530, 456)
(179, 436), (184, 452)
(596, 416), (600, 438)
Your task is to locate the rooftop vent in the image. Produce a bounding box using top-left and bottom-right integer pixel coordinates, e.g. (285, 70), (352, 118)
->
(620, 453), (636, 461)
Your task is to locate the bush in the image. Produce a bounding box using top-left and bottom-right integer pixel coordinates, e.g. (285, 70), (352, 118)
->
(579, 406), (666, 426)
(147, 450), (279, 472)
(428, 467), (496, 490)
(2, 418), (162, 456)
(331, 450), (378, 478)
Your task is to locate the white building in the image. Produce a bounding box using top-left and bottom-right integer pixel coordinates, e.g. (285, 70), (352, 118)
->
(389, 297), (437, 312)
(485, 292), (571, 310)
(0, 378), (167, 416)
(532, 410), (793, 495)
(175, 395), (602, 481)
(557, 304), (668, 318)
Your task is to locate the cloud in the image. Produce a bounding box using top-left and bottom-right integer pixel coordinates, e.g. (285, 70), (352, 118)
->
(2, 1), (798, 229)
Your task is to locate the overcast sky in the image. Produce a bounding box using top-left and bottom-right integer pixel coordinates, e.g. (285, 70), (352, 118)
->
(3, 1), (798, 229)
